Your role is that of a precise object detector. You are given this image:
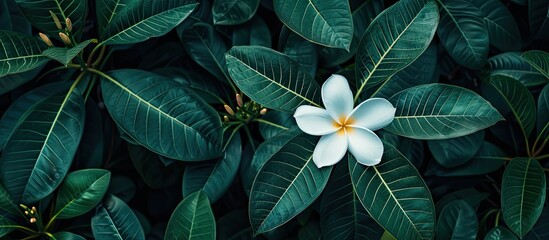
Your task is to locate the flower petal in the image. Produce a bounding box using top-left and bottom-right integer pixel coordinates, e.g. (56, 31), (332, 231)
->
(348, 98), (396, 131)
(294, 105), (339, 136)
(322, 74), (354, 122)
(313, 133), (348, 168)
(347, 126), (383, 166)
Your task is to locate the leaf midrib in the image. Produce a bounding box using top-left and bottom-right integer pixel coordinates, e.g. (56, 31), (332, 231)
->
(438, 1), (482, 61)
(55, 173), (109, 218)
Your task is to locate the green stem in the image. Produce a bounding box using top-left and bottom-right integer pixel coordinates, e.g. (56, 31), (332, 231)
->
(538, 154), (549, 161)
(252, 118), (289, 130)
(92, 45), (107, 67)
(243, 125), (256, 152)
(21, 234), (40, 240)
(223, 124), (243, 151)
(1, 225), (36, 235)
(494, 210), (502, 226)
(84, 76), (98, 102)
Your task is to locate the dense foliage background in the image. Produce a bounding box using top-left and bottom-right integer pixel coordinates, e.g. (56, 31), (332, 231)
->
(0, 0), (548, 239)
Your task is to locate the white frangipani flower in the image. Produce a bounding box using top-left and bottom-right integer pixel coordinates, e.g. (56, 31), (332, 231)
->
(294, 74), (396, 168)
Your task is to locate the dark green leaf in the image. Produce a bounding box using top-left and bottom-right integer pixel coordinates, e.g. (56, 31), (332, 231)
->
(100, 69), (222, 161)
(0, 183), (18, 215)
(73, 99), (104, 169)
(536, 83), (549, 148)
(249, 133), (331, 234)
(0, 30), (48, 78)
(490, 75), (536, 138)
(99, 0), (198, 45)
(233, 16), (271, 47)
(469, 0), (521, 52)
(96, 0), (130, 35)
(273, 0), (353, 50)
(279, 26), (317, 77)
(484, 52), (548, 87)
(153, 67), (225, 104)
(320, 160), (383, 240)
(0, 82), (69, 151)
(437, 0), (488, 69)
(165, 190), (216, 240)
(484, 226), (518, 240)
(54, 169), (111, 219)
(502, 158), (546, 238)
(217, 210), (253, 239)
(179, 23), (230, 83)
(0, 215), (15, 238)
(528, 0), (549, 37)
(0, 64), (45, 95)
(0, 88), (85, 204)
(524, 207), (549, 240)
(370, 43), (438, 99)
(213, 0), (259, 25)
(91, 194), (145, 240)
(355, 0), (438, 100)
(428, 130), (485, 168)
(349, 143), (435, 240)
(435, 188), (489, 216)
(436, 200), (478, 240)
(182, 132), (242, 203)
(42, 40), (93, 66)
(426, 141), (506, 177)
(226, 46), (322, 112)
(14, 0), (87, 41)
(53, 232), (86, 240)
(128, 144), (182, 189)
(298, 219), (321, 240)
(258, 110), (296, 139)
(108, 175), (136, 202)
(521, 50), (549, 79)
(386, 84), (503, 139)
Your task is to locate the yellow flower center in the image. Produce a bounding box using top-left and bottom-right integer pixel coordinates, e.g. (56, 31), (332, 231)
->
(334, 116), (354, 135)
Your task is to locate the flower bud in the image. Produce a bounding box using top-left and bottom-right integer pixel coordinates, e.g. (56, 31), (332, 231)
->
(260, 108), (268, 115)
(24, 211), (29, 215)
(39, 33), (53, 47)
(223, 115), (230, 123)
(31, 206), (37, 212)
(30, 218), (37, 223)
(224, 105), (235, 116)
(236, 93), (243, 107)
(49, 11), (62, 30)
(65, 18), (72, 32)
(59, 32), (71, 45)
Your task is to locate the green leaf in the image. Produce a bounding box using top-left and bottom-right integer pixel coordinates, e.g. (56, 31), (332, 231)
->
(524, 207), (549, 240)
(490, 75), (536, 139)
(0, 183), (18, 215)
(521, 50), (549, 79)
(385, 84), (503, 139)
(0, 215), (15, 238)
(183, 132), (242, 203)
(249, 133), (331, 234)
(226, 46), (322, 112)
(179, 23), (230, 83)
(273, 0), (353, 50)
(73, 99), (104, 169)
(427, 130), (485, 168)
(54, 169), (111, 219)
(355, 0), (439, 100)
(426, 141), (506, 177)
(484, 226), (518, 240)
(320, 160), (383, 240)
(0, 82), (69, 151)
(91, 194), (145, 240)
(528, 0), (549, 37)
(233, 16), (272, 48)
(258, 110), (296, 139)
(96, 0), (130, 35)
(0, 64), (45, 95)
(14, 0), (87, 41)
(217, 210), (253, 239)
(370, 43), (438, 99)
(436, 200), (478, 240)
(107, 175), (136, 203)
(469, 0), (521, 52)
(153, 67), (225, 104)
(279, 26), (318, 77)
(435, 188), (489, 216)
(0, 30), (48, 78)
(128, 144), (182, 189)
(213, 0), (259, 25)
(42, 40), (93, 66)
(299, 219), (321, 240)
(100, 69), (222, 161)
(536, 83), (549, 146)
(349, 143), (435, 240)
(52, 232), (86, 240)
(437, 0), (488, 69)
(99, 0), (198, 45)
(502, 158), (546, 238)
(484, 52), (548, 87)
(0, 88), (85, 204)
(165, 190), (216, 240)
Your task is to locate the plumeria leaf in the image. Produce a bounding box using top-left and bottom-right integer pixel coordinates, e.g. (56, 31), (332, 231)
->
(100, 69), (223, 161)
(528, 0), (549, 37)
(249, 133), (331, 234)
(0, 215), (15, 238)
(536, 84), (549, 151)
(484, 52), (548, 87)
(0, 183), (18, 215)
(232, 16), (272, 48)
(0, 88), (85, 204)
(42, 40), (93, 66)
(226, 46), (322, 112)
(279, 26), (318, 77)
(437, 0), (488, 69)
(52, 232), (86, 240)
(427, 130), (485, 168)
(91, 194), (145, 240)
(127, 144), (182, 189)
(485, 226), (519, 240)
(349, 142), (435, 240)
(435, 200), (478, 240)
(0, 30), (48, 78)
(435, 188), (489, 217)
(165, 190), (216, 240)
(213, 0), (259, 25)
(99, 0), (198, 45)
(273, 0), (353, 50)
(521, 50), (549, 79)
(385, 83), (503, 140)
(355, 0), (438, 100)
(469, 0), (521, 52)
(502, 158), (546, 238)
(258, 110), (296, 139)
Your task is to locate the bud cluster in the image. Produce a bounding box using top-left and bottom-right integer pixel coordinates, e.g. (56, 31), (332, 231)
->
(222, 93), (267, 125)
(38, 11), (74, 47)
(19, 204), (39, 224)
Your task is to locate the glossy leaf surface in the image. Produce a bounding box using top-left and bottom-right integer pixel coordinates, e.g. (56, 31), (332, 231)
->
(485, 52), (548, 87)
(435, 200), (478, 240)
(0, 30), (48, 78)
(42, 40), (93, 66)
(91, 194), (145, 240)
(469, 0), (521, 52)
(213, 0), (259, 25)
(165, 190), (215, 240)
